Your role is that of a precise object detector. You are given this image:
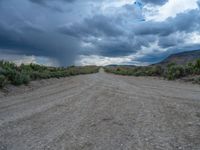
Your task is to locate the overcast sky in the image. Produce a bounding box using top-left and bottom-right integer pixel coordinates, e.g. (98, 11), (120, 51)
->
(0, 0), (200, 66)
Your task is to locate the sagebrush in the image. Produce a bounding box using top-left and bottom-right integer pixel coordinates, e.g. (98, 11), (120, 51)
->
(0, 61), (99, 88)
(104, 59), (200, 82)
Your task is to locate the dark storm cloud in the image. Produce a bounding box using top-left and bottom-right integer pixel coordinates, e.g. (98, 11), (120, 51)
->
(136, 52), (167, 64)
(29, 0), (77, 12)
(59, 15), (124, 38)
(0, 20), (79, 66)
(197, 1), (200, 7)
(135, 9), (200, 36)
(58, 3), (143, 57)
(80, 34), (156, 58)
(0, 0), (200, 66)
(0, 0), (82, 66)
(59, 4), (200, 59)
(142, 0), (168, 5)
(30, 0), (76, 5)
(158, 34), (184, 48)
(128, 6), (199, 62)
(96, 39), (136, 57)
(129, 7), (200, 63)
(30, 0), (168, 6)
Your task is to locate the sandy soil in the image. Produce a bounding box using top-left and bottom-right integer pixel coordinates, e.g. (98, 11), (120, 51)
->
(0, 69), (200, 150)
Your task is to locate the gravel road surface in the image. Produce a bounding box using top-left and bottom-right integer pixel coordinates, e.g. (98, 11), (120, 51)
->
(0, 69), (200, 150)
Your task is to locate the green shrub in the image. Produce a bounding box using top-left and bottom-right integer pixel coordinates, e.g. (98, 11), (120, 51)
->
(184, 63), (194, 75)
(0, 67), (6, 76)
(22, 73), (30, 85)
(11, 72), (23, 85)
(116, 68), (121, 72)
(194, 59), (200, 74)
(105, 66), (164, 77)
(29, 71), (40, 80)
(144, 66), (163, 76)
(4, 69), (18, 81)
(165, 65), (185, 80)
(0, 61), (99, 87)
(195, 59), (200, 68)
(11, 72), (30, 86)
(167, 62), (176, 68)
(105, 61), (200, 83)
(38, 71), (51, 79)
(0, 75), (7, 88)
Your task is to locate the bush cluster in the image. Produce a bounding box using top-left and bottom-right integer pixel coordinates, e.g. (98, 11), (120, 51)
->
(0, 61), (99, 88)
(0, 75), (7, 88)
(104, 66), (163, 77)
(104, 59), (200, 81)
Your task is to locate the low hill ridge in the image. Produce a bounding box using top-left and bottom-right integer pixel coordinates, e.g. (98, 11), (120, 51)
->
(157, 50), (200, 66)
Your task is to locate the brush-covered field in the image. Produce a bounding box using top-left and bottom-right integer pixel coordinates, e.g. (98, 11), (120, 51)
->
(0, 61), (99, 88)
(104, 59), (200, 84)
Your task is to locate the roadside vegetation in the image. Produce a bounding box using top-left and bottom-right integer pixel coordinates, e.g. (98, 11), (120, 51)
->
(0, 61), (99, 88)
(104, 59), (200, 83)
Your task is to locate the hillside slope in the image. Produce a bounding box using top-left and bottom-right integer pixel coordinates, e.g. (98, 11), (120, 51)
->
(157, 50), (200, 66)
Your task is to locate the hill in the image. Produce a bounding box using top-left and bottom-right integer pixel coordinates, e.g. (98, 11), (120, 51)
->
(157, 50), (200, 66)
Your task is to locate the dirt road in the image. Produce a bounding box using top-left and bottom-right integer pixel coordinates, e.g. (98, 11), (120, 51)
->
(0, 69), (200, 150)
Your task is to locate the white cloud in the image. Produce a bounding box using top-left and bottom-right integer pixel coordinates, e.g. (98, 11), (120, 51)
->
(13, 56), (37, 66)
(0, 52), (58, 66)
(76, 54), (149, 66)
(76, 55), (130, 66)
(185, 32), (200, 44)
(139, 41), (164, 55)
(145, 0), (199, 21)
(101, 0), (133, 9)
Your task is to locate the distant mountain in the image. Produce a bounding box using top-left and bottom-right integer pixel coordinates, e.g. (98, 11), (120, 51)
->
(156, 50), (200, 66)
